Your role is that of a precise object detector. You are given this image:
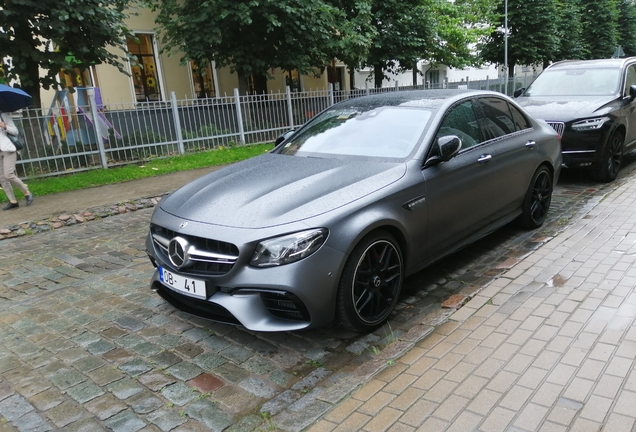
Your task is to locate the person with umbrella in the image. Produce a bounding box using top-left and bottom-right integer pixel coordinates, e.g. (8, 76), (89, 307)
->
(0, 84), (33, 210)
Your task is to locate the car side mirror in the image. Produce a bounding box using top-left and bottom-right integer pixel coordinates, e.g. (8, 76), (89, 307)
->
(630, 85), (636, 100)
(425, 135), (462, 168)
(275, 130), (295, 146)
(514, 88), (525, 98)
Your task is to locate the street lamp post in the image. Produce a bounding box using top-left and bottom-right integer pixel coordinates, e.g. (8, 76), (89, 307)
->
(504, 0), (508, 95)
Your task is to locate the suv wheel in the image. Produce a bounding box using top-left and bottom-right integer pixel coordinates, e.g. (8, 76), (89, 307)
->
(592, 130), (624, 183)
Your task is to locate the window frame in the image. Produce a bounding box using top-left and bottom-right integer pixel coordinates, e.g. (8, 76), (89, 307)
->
(432, 98), (483, 154)
(126, 33), (165, 102)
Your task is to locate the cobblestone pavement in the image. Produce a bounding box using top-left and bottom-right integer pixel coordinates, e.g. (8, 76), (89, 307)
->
(1, 157), (636, 432)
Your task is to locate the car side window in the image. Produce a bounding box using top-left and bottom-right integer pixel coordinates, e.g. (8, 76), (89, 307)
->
(477, 97), (516, 140)
(509, 103), (531, 131)
(435, 100), (481, 151)
(624, 65), (636, 97)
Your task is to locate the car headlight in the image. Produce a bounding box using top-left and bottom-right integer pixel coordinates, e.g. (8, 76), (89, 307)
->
(251, 229), (328, 267)
(571, 117), (611, 131)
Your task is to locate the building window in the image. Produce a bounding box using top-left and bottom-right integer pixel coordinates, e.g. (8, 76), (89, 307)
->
(127, 34), (162, 102)
(190, 61), (216, 98)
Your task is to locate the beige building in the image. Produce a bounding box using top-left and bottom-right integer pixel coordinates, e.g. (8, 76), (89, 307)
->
(41, 6), (347, 109)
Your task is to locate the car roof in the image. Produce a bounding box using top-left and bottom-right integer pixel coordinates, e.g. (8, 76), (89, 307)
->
(334, 89), (505, 110)
(546, 57), (636, 70)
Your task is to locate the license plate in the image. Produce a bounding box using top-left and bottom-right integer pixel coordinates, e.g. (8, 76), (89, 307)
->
(159, 267), (206, 299)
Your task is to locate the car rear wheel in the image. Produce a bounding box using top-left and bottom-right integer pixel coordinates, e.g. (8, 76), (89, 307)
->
(519, 166), (553, 229)
(336, 231), (403, 333)
(592, 130), (624, 183)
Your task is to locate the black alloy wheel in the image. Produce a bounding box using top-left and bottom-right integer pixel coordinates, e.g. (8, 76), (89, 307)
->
(337, 231), (403, 333)
(593, 131), (624, 183)
(520, 166), (553, 229)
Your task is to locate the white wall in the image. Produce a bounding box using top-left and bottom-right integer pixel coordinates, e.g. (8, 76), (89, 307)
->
(351, 62), (502, 89)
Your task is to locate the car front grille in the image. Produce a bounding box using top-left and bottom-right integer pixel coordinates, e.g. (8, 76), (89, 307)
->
(150, 224), (239, 276)
(546, 121), (565, 136)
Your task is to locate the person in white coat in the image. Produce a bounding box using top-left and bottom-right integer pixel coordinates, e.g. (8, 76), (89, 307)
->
(0, 112), (33, 210)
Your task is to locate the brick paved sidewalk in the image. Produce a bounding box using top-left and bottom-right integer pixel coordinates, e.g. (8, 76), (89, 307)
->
(308, 176), (636, 430)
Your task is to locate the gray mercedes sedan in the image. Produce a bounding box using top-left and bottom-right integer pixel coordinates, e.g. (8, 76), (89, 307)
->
(146, 89), (561, 333)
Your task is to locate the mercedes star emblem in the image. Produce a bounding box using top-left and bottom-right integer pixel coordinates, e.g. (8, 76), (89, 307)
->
(168, 236), (191, 269)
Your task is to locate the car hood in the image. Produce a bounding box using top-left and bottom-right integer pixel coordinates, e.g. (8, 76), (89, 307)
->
(516, 95), (617, 122)
(160, 153), (407, 228)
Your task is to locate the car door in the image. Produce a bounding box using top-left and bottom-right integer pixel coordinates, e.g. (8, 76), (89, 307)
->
(473, 96), (538, 217)
(622, 63), (636, 148)
(422, 96), (536, 261)
(421, 98), (496, 260)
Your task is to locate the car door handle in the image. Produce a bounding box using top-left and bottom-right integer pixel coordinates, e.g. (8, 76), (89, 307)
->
(477, 155), (492, 163)
(478, 154), (492, 163)
(525, 140), (536, 148)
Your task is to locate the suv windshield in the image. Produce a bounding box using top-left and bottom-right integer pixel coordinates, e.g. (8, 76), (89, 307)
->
(525, 67), (620, 96)
(277, 106), (431, 159)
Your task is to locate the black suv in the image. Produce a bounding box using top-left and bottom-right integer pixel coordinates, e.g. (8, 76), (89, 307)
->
(515, 57), (636, 182)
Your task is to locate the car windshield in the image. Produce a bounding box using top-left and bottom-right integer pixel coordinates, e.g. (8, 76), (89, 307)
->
(277, 106), (431, 159)
(524, 67), (621, 96)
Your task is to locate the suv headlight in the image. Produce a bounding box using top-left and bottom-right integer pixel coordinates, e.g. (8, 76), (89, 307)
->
(251, 229), (328, 267)
(571, 117), (611, 131)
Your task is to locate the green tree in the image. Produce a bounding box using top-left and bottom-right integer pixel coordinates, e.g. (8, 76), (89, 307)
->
(363, 0), (436, 88)
(580, 0), (619, 59)
(479, 0), (559, 77)
(148, 0), (349, 94)
(554, 0), (587, 60)
(326, 0), (376, 89)
(617, 0), (636, 56)
(423, 0), (497, 69)
(0, 0), (135, 108)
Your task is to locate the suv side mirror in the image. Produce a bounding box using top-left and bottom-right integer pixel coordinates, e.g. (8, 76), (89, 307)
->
(514, 88), (525, 98)
(275, 130), (295, 146)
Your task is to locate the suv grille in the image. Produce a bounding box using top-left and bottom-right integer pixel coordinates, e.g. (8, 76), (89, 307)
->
(546, 121), (565, 136)
(150, 224), (239, 276)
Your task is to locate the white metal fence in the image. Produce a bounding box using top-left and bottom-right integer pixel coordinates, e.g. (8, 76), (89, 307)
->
(12, 74), (536, 179)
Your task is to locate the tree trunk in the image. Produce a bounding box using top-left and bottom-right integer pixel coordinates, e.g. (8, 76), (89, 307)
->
(374, 64), (384, 88)
(15, 53), (42, 110)
(237, 71), (250, 95)
(348, 65), (355, 90)
(412, 61), (419, 86)
(506, 61), (516, 96)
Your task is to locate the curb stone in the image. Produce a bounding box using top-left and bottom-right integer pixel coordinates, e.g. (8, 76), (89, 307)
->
(0, 195), (166, 241)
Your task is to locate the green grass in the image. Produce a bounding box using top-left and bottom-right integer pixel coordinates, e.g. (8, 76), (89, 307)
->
(2, 143), (274, 203)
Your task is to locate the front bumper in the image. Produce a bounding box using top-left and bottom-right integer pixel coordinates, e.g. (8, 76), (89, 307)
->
(146, 209), (347, 332)
(558, 123), (611, 168)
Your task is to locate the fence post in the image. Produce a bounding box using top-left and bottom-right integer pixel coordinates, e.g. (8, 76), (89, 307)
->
(328, 84), (335, 106)
(466, 76), (470, 89)
(86, 87), (108, 169)
(285, 86), (294, 129)
(486, 75), (490, 91)
(234, 88), (246, 145)
(170, 91), (185, 154)
(365, 81), (369, 96)
(395, 81), (399, 91)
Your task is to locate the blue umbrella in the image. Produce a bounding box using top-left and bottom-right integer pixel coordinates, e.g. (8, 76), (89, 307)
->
(0, 84), (32, 112)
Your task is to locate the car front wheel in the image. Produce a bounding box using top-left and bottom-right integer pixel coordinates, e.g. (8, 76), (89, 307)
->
(592, 130), (624, 183)
(519, 166), (553, 229)
(336, 231), (403, 333)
